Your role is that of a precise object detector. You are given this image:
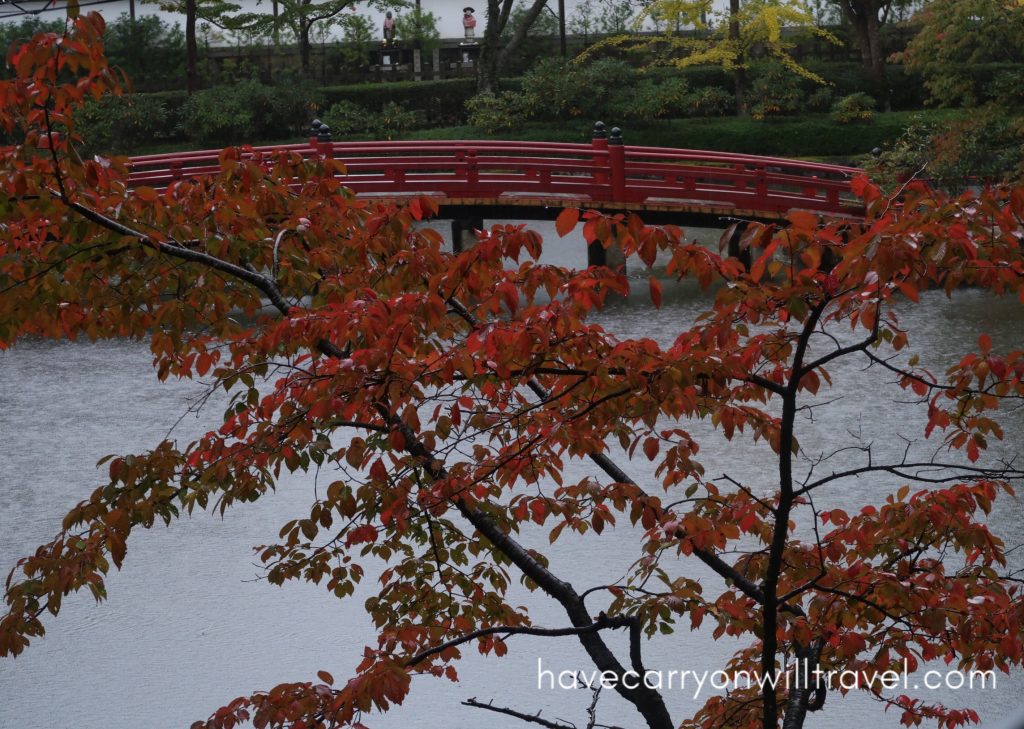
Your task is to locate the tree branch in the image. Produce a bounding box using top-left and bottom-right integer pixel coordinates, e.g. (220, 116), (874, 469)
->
(462, 697), (575, 729)
(406, 616), (633, 668)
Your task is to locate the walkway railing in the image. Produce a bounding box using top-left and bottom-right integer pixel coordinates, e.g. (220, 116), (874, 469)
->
(126, 122), (863, 218)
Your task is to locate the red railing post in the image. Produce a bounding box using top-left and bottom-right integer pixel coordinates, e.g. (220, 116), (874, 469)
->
(466, 149), (478, 186)
(591, 121), (609, 187)
(755, 165), (768, 202)
(608, 126), (626, 202)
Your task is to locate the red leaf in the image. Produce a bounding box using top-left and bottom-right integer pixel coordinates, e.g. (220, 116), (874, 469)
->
(317, 670), (334, 685)
(648, 277), (662, 308)
(555, 207), (580, 238)
(408, 198), (423, 220)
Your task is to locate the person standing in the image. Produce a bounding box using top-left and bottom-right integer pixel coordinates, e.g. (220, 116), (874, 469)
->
(383, 10), (395, 46)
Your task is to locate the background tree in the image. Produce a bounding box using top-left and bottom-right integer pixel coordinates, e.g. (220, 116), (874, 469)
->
(394, 7), (441, 53)
(147, 0), (239, 93)
(230, 0), (396, 74)
(827, 0), (918, 93)
(478, 0), (550, 92)
(102, 14), (186, 91)
(3, 16), (1024, 729)
(569, 0), (599, 41)
(336, 12), (377, 71)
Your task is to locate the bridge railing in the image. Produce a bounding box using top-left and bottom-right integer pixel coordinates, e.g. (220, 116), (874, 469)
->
(125, 123), (863, 218)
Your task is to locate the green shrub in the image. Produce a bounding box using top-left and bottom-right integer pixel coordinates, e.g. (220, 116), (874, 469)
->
(676, 65), (734, 92)
(322, 100), (374, 136)
(76, 94), (171, 154)
(806, 87), (835, 113)
(465, 92), (526, 134)
(514, 58), (636, 121)
(611, 76), (690, 122)
(749, 63), (806, 120)
(487, 59), (698, 126)
(683, 86), (734, 118)
(320, 79), (476, 128)
(831, 92), (876, 124)
(374, 101), (419, 139)
(178, 80), (322, 146)
(321, 99), (417, 139)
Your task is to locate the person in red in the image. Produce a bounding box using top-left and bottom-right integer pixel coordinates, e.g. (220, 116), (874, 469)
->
(462, 7), (477, 41)
(383, 10), (395, 46)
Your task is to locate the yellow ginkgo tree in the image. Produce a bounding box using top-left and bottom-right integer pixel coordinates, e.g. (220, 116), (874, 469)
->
(584, 0), (839, 115)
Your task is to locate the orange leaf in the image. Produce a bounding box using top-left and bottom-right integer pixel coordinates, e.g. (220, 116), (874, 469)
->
(788, 210), (818, 232)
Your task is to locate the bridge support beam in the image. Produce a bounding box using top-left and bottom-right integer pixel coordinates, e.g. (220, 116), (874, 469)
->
(726, 222), (752, 270)
(451, 217), (484, 254)
(586, 236), (626, 272)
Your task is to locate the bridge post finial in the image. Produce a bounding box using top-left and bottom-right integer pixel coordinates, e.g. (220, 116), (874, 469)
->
(609, 126), (622, 145)
(315, 122), (332, 158)
(309, 118), (323, 146)
(592, 121), (607, 140)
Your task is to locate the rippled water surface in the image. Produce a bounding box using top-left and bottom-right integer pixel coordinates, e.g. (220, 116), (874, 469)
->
(2, 221), (1023, 729)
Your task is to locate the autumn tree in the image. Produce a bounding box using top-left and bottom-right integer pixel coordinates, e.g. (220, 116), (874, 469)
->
(4, 16), (1024, 729)
(894, 0), (1024, 108)
(584, 0), (839, 115)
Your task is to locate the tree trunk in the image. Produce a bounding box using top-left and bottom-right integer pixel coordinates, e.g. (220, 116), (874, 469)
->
(729, 0), (747, 115)
(477, 0), (547, 93)
(839, 1), (889, 101)
(299, 0), (312, 74)
(477, 0), (505, 93)
(781, 640), (825, 729)
(272, 0), (280, 47)
(186, 0), (198, 94)
(300, 19), (311, 74)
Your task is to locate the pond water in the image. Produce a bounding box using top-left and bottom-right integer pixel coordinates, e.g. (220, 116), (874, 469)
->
(1, 220), (1022, 729)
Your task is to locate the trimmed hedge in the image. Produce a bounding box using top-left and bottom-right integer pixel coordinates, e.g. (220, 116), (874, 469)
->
(407, 110), (962, 161)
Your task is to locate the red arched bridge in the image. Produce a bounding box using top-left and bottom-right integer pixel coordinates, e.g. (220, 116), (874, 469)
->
(126, 125), (863, 225)
(127, 124), (863, 266)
